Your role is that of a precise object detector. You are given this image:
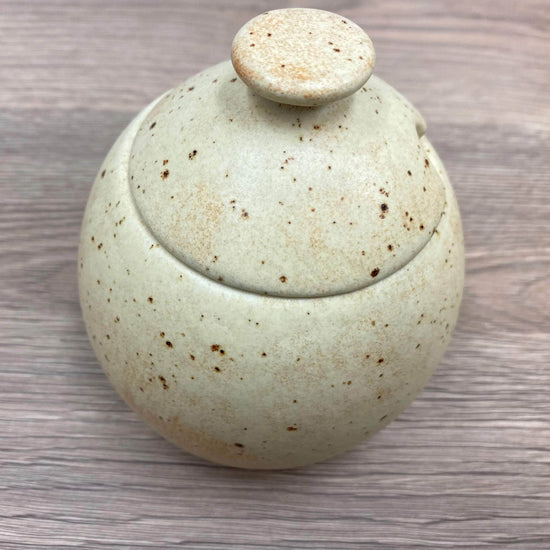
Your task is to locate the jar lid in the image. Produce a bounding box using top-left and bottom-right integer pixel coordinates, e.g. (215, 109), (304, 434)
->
(128, 9), (445, 297)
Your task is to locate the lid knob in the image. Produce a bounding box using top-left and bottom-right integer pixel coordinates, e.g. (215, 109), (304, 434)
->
(231, 8), (375, 107)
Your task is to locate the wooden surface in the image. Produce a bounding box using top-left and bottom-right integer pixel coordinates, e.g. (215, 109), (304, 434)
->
(1, 1), (549, 548)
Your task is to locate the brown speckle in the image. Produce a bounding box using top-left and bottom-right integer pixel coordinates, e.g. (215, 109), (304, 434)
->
(189, 150), (198, 159)
(378, 358), (384, 364)
(407, 170), (412, 176)
(149, 122), (156, 130)
(211, 344), (220, 352)
(234, 443), (244, 448)
(148, 297), (153, 303)
(161, 169), (170, 180)
(101, 169), (106, 178)
(214, 366), (221, 372)
(190, 354), (195, 360)
(286, 426), (297, 431)
(158, 375), (169, 390)
(370, 267), (380, 278)
(166, 341), (173, 348)
(425, 158), (430, 167)
(388, 244), (393, 251)
(163, 159), (169, 166)
(279, 275), (287, 283)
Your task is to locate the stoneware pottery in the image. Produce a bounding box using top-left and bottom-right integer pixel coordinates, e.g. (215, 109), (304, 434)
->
(78, 8), (464, 469)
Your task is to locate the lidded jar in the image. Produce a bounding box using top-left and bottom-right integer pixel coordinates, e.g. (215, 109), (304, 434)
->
(79, 8), (464, 469)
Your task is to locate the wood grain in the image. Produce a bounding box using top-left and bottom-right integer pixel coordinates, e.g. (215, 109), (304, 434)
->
(1, 0), (549, 548)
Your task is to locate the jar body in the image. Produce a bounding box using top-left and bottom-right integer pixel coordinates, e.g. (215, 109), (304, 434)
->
(79, 94), (464, 469)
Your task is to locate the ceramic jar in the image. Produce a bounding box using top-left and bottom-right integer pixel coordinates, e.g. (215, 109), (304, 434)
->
(79, 8), (464, 469)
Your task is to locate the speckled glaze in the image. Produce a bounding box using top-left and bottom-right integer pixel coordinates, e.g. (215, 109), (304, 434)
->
(79, 9), (464, 469)
(231, 9), (375, 106)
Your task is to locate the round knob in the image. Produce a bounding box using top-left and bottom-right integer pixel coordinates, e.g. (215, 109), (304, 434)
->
(231, 8), (375, 107)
